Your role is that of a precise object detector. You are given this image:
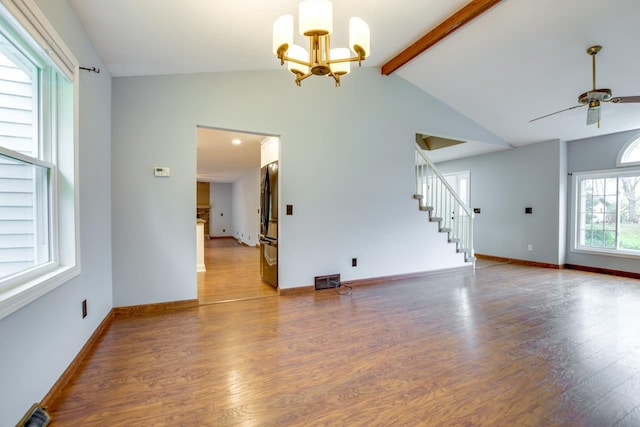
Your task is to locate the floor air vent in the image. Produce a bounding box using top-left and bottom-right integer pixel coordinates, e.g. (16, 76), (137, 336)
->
(315, 274), (340, 290)
(17, 403), (51, 426)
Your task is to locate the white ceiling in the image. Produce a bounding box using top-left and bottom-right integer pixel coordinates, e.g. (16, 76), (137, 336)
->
(69, 0), (640, 165)
(196, 127), (265, 183)
(397, 0), (640, 148)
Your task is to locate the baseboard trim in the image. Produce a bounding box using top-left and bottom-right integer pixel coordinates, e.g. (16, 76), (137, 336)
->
(211, 235), (257, 247)
(565, 264), (640, 279)
(113, 299), (199, 318)
(279, 266), (474, 295)
(40, 299), (199, 408)
(475, 254), (563, 270)
(279, 285), (314, 296)
(475, 254), (640, 279)
(347, 266), (474, 287)
(41, 309), (114, 408)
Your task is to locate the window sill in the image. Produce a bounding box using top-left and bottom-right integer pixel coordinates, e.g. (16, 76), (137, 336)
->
(0, 264), (80, 321)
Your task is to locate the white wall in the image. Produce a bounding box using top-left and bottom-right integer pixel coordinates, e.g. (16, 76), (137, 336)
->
(566, 129), (640, 274)
(0, 1), (113, 424)
(437, 140), (566, 265)
(433, 129), (640, 274)
(232, 167), (260, 246)
(111, 67), (504, 302)
(557, 140), (568, 265)
(210, 182), (232, 237)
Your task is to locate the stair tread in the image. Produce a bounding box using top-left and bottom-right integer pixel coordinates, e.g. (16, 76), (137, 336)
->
(419, 206), (433, 212)
(412, 194), (424, 200)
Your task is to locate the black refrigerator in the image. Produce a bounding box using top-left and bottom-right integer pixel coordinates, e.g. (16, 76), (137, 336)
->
(260, 161), (278, 288)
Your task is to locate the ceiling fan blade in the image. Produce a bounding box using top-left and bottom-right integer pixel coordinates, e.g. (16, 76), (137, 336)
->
(586, 106), (600, 126)
(610, 96), (640, 104)
(529, 104), (585, 123)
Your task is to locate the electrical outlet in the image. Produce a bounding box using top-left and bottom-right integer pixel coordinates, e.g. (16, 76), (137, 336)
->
(528, 244), (533, 252)
(352, 258), (357, 267)
(82, 299), (87, 318)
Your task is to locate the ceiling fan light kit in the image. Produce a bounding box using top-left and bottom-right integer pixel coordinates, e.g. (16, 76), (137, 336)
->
(530, 45), (640, 127)
(272, 0), (370, 87)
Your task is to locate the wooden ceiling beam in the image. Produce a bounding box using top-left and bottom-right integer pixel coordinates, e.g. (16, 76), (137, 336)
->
(381, 0), (502, 76)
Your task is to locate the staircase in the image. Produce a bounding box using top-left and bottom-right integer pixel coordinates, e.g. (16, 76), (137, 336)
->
(414, 144), (475, 265)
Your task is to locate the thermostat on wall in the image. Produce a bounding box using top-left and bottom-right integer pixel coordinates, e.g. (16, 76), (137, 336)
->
(154, 167), (170, 177)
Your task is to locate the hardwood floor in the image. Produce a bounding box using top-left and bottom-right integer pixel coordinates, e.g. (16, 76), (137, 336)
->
(198, 238), (277, 305)
(48, 262), (640, 426)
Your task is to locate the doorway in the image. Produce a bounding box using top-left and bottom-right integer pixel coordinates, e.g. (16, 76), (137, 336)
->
(196, 126), (279, 304)
(198, 238), (277, 303)
(443, 170), (470, 205)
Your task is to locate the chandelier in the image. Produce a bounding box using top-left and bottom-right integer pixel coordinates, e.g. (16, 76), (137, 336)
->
(272, 0), (370, 87)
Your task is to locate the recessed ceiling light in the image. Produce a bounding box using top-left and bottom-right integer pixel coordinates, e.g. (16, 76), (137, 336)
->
(232, 139), (242, 145)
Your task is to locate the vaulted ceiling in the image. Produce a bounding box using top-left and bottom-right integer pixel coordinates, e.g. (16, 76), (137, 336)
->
(69, 0), (640, 164)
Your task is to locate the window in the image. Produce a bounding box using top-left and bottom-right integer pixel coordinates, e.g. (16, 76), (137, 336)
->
(0, 0), (78, 320)
(617, 135), (640, 167)
(0, 40), (51, 281)
(574, 170), (640, 256)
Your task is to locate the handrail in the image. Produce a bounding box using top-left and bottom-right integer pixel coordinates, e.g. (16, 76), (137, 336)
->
(414, 143), (475, 261)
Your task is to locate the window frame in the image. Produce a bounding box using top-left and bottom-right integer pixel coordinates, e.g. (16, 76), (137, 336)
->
(0, 0), (79, 321)
(571, 167), (640, 259)
(616, 133), (640, 167)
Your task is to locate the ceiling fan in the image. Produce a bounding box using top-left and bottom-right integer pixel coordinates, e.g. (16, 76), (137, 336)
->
(530, 45), (640, 127)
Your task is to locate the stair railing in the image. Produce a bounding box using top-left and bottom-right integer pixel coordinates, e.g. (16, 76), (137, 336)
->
(414, 144), (475, 261)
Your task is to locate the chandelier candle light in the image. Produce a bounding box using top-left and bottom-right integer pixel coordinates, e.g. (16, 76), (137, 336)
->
(273, 0), (370, 86)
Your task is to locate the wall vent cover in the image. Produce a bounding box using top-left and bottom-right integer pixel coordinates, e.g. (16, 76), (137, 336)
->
(17, 403), (51, 427)
(315, 274), (340, 290)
